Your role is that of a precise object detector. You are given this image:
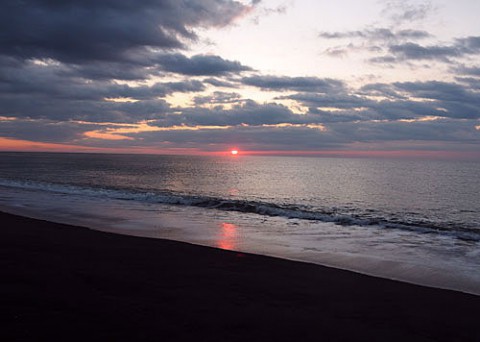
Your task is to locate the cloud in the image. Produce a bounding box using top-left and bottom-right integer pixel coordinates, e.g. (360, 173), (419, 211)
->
(1, 60), (206, 98)
(318, 0), (479, 67)
(0, 0), (255, 64)
(323, 31), (480, 65)
(203, 78), (239, 88)
(319, 28), (430, 42)
(0, 118), (96, 143)
(284, 79), (480, 123)
(374, 37), (480, 63)
(249, 0), (291, 24)
(391, 81), (480, 119)
(327, 119), (480, 146)
(0, 0), (259, 125)
(457, 36), (480, 53)
(319, 26), (438, 62)
(156, 54), (252, 76)
(455, 77), (480, 91)
(193, 92), (242, 105)
(381, 0), (434, 25)
(79, 116), (480, 153)
(387, 42), (460, 61)
(65, 62), (160, 81)
(3, 53), (251, 83)
(359, 81), (480, 120)
(287, 92), (371, 109)
(243, 75), (344, 93)
(0, 60), (206, 100)
(0, 59), (211, 122)
(454, 65), (480, 76)
(2, 90), (479, 153)
(320, 25), (480, 65)
(157, 100), (300, 127)
(0, 1), (478, 155)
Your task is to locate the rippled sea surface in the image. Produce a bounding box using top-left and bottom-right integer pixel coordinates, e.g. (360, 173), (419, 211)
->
(1, 152), (479, 294)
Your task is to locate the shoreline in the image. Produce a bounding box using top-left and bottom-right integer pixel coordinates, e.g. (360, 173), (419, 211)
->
(2, 211), (480, 341)
(2, 197), (480, 297)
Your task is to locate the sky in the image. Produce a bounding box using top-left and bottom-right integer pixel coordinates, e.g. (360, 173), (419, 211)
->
(1, 0), (479, 158)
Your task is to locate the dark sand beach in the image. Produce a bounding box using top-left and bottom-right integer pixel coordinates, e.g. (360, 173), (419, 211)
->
(1, 211), (480, 341)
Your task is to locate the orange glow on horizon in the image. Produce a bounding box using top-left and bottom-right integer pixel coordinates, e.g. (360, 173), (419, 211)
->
(209, 148), (480, 159)
(1, 137), (478, 160)
(83, 130), (134, 141)
(0, 137), (211, 155)
(231, 149), (239, 155)
(0, 137), (105, 152)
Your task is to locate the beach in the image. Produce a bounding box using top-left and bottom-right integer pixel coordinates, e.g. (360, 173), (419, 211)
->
(2, 211), (480, 341)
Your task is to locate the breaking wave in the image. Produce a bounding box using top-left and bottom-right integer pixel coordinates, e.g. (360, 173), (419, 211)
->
(1, 178), (478, 241)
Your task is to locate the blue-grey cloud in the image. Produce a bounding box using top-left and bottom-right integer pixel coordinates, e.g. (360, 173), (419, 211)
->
(319, 28), (430, 42)
(2, 92), (479, 153)
(454, 65), (480, 76)
(369, 36), (480, 64)
(157, 100), (300, 127)
(455, 77), (480, 90)
(203, 78), (239, 88)
(457, 36), (480, 52)
(282, 79), (480, 123)
(318, 8), (480, 66)
(243, 75), (344, 93)
(286, 93), (371, 109)
(328, 119), (479, 146)
(0, 60), (205, 99)
(388, 43), (459, 61)
(193, 92), (242, 106)
(74, 116), (479, 153)
(0, 0), (258, 86)
(391, 81), (480, 119)
(0, 0), (478, 154)
(381, 0), (434, 25)
(0, 60), (209, 122)
(0, 118), (98, 143)
(0, 0), (254, 64)
(156, 54), (252, 76)
(122, 125), (345, 151)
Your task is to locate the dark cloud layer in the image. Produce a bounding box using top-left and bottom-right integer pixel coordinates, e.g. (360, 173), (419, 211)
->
(0, 59), (203, 122)
(0, 0), (256, 87)
(0, 0), (254, 123)
(388, 43), (459, 61)
(73, 116), (478, 153)
(156, 54), (252, 76)
(455, 65), (480, 76)
(0, 0), (253, 64)
(0, 0), (479, 155)
(159, 100), (299, 127)
(383, 37), (480, 63)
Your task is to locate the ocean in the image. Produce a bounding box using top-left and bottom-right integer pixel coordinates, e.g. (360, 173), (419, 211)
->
(1, 152), (479, 294)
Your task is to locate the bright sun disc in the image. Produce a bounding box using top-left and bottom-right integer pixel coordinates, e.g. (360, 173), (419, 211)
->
(231, 149), (238, 155)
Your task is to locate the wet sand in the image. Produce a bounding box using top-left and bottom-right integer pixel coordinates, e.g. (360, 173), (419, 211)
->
(1, 211), (479, 341)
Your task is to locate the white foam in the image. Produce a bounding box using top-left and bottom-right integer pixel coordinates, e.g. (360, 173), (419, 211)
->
(1, 185), (480, 296)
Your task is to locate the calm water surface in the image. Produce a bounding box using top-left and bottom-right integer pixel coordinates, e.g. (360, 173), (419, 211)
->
(1, 152), (479, 294)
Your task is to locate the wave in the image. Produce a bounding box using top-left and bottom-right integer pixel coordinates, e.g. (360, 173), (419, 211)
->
(0, 178), (479, 241)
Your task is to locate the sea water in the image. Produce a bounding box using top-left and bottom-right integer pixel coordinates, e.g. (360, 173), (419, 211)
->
(0, 152), (479, 294)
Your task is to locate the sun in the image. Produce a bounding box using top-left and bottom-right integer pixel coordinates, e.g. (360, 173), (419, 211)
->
(230, 149), (239, 155)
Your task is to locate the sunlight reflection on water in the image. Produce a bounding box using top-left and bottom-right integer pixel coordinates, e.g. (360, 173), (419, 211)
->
(217, 222), (237, 250)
